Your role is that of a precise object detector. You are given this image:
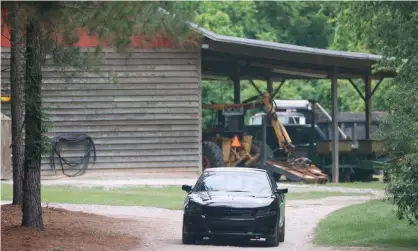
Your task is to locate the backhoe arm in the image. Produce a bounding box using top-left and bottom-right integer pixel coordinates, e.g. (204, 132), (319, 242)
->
(261, 92), (295, 155)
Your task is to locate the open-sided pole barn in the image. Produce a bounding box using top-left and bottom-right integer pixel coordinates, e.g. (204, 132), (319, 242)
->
(1, 19), (396, 182)
(195, 25), (396, 182)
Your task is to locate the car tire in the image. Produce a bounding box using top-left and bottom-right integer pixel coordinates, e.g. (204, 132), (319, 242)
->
(182, 222), (195, 245)
(279, 218), (285, 242)
(202, 141), (225, 171)
(266, 220), (280, 247)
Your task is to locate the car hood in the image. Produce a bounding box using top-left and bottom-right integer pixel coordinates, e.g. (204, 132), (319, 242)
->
(188, 191), (274, 208)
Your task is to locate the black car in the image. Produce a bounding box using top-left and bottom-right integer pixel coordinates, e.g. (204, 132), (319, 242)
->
(181, 167), (288, 246)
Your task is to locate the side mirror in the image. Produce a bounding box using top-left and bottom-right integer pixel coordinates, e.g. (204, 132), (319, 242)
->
(182, 185), (192, 193)
(277, 188), (288, 194)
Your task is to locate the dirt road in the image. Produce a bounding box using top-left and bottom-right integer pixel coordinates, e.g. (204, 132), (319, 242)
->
(14, 195), (375, 251)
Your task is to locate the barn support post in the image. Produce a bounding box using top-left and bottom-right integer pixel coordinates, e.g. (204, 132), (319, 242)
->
(364, 76), (372, 139)
(267, 76), (273, 96)
(309, 99), (318, 160)
(331, 66), (339, 183)
(262, 114), (268, 164)
(233, 64), (240, 104)
(232, 63), (244, 128)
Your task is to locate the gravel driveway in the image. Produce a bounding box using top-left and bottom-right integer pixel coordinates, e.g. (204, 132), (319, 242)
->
(5, 194), (377, 251)
(1, 173), (383, 250)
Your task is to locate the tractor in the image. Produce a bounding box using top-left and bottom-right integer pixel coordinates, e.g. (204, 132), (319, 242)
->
(201, 92), (329, 184)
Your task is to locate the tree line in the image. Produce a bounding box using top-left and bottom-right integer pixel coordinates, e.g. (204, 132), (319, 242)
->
(197, 1), (395, 120)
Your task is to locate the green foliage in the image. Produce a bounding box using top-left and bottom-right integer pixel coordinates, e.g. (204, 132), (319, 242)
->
(196, 1), (392, 127)
(196, 1), (333, 47)
(334, 2), (418, 224)
(201, 80), (234, 127)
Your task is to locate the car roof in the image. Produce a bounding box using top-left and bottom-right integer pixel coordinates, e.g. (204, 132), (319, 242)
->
(203, 167), (268, 174)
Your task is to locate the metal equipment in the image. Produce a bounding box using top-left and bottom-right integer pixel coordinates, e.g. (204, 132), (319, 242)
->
(201, 92), (328, 184)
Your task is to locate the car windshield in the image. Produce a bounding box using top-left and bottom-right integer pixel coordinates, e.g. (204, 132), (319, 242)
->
(193, 171), (272, 195)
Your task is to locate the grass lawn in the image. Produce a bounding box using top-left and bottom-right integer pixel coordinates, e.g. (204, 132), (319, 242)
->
(324, 181), (386, 190)
(314, 199), (418, 251)
(1, 183), (367, 210)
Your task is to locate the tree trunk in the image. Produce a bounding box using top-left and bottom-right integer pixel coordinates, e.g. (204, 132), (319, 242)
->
(10, 1), (25, 206)
(22, 17), (44, 230)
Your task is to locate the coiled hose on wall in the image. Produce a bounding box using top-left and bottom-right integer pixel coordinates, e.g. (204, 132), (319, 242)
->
(49, 134), (96, 177)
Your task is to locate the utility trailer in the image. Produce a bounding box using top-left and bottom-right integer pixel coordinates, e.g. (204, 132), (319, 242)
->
(314, 139), (387, 182)
(250, 99), (387, 182)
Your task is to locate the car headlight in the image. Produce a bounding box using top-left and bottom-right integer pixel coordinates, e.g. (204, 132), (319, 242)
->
(185, 201), (203, 214)
(256, 206), (276, 217)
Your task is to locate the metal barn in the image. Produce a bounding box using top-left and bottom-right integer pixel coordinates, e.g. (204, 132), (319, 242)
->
(1, 38), (203, 173)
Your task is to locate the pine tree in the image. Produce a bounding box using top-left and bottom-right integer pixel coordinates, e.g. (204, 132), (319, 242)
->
(5, 1), (198, 230)
(8, 1), (25, 206)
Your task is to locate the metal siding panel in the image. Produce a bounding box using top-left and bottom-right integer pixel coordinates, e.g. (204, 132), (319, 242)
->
(47, 149), (199, 157)
(46, 114), (200, 121)
(197, 49), (203, 174)
(40, 101), (200, 109)
(1, 48), (201, 171)
(2, 77), (199, 84)
(44, 96), (199, 102)
(42, 161), (197, 169)
(45, 155), (199, 162)
(58, 143), (199, 151)
(44, 131), (199, 138)
(48, 124), (199, 133)
(44, 58), (199, 66)
(44, 108), (199, 115)
(29, 83), (199, 90)
(36, 119), (199, 126)
(2, 83), (199, 90)
(2, 65), (198, 72)
(41, 89), (199, 97)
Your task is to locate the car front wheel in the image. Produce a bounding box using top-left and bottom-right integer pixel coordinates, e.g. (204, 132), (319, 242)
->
(266, 218), (280, 247)
(182, 222), (196, 244)
(279, 218), (285, 242)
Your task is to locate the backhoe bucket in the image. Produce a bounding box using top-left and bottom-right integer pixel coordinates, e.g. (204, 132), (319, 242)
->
(264, 160), (329, 184)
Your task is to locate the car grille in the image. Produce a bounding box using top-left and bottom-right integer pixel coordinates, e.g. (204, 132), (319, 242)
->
(210, 225), (252, 233)
(203, 207), (256, 218)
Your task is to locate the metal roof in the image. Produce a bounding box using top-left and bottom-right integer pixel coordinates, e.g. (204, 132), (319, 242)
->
(189, 22), (397, 80)
(156, 7), (391, 69)
(190, 23), (383, 61)
(189, 23), (383, 63)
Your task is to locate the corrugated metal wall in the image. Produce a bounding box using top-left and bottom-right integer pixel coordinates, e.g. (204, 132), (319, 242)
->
(1, 48), (202, 171)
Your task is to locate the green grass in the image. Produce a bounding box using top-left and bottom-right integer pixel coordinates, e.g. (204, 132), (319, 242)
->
(324, 181), (386, 190)
(314, 199), (418, 251)
(1, 183), (368, 209)
(286, 191), (367, 200)
(1, 184), (186, 209)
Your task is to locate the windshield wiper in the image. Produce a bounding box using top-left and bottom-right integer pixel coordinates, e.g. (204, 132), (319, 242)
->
(206, 190), (212, 200)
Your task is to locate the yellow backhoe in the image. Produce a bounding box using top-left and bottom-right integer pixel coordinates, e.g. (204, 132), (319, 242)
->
(202, 92), (328, 184)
